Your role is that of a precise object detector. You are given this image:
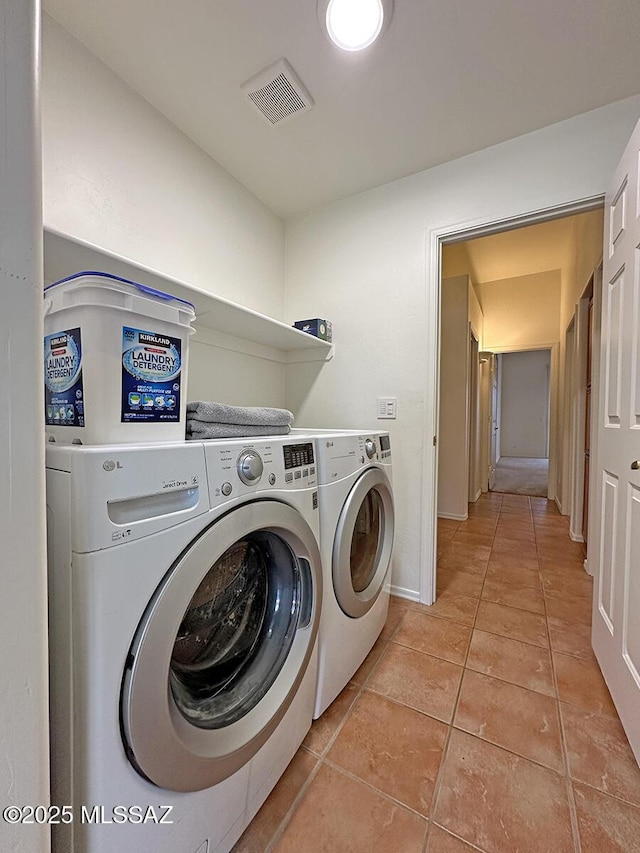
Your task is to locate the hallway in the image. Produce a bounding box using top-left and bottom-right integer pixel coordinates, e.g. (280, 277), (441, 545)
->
(234, 494), (640, 852)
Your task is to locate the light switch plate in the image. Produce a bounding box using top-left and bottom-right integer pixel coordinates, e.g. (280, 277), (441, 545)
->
(377, 397), (397, 419)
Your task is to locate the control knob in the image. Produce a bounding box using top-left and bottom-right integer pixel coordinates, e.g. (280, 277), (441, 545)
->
(237, 449), (264, 485)
(364, 438), (377, 459)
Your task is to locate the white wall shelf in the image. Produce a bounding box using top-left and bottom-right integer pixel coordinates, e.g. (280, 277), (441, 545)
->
(44, 228), (333, 364)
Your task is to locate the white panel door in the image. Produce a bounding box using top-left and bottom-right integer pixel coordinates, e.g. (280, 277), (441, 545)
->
(592, 117), (640, 764)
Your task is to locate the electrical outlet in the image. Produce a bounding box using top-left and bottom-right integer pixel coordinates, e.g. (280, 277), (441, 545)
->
(377, 397), (397, 419)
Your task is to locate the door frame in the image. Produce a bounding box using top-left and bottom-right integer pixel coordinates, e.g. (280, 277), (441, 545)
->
(421, 196), (604, 604)
(467, 325), (481, 503)
(568, 278), (596, 546)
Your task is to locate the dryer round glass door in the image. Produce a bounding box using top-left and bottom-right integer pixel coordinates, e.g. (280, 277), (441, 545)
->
(121, 501), (321, 793)
(332, 467), (394, 618)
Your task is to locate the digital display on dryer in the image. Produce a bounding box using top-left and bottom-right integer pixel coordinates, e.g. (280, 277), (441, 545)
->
(283, 443), (314, 470)
(379, 435), (391, 452)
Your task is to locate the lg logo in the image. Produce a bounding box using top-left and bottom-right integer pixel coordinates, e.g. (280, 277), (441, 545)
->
(102, 460), (124, 472)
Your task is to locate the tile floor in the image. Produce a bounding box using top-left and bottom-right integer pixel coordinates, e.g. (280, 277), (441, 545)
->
(234, 493), (640, 852)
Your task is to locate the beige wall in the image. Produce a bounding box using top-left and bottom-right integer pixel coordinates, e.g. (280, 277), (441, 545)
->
(556, 207), (604, 516)
(561, 208), (604, 334)
(500, 350), (551, 457)
(468, 282), (484, 345)
(438, 276), (470, 519)
(475, 270), (562, 350)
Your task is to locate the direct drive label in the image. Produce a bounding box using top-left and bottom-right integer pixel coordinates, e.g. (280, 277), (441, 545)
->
(121, 327), (181, 423)
(44, 328), (85, 428)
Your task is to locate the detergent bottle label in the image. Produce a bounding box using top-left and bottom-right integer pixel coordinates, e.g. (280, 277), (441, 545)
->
(121, 327), (182, 423)
(44, 328), (85, 428)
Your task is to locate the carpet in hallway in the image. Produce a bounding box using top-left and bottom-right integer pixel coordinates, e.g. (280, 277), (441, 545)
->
(492, 456), (548, 497)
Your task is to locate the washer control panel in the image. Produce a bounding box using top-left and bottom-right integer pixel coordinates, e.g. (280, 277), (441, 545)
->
(237, 448), (264, 485)
(204, 438), (317, 503)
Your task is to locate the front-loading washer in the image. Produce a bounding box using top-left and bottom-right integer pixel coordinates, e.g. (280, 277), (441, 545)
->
(46, 435), (321, 853)
(292, 430), (395, 718)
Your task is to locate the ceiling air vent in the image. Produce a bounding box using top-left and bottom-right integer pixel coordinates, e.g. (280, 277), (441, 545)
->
(241, 59), (313, 126)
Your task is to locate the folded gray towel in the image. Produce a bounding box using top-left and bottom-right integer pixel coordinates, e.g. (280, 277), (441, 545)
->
(187, 401), (294, 427)
(186, 421), (291, 440)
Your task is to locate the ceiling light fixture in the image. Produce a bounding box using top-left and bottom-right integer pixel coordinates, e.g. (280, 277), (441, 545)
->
(320, 0), (392, 52)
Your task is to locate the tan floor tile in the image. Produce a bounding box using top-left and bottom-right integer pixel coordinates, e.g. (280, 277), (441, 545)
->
(561, 702), (640, 804)
(273, 763), (427, 852)
(501, 495), (531, 506)
(481, 578), (545, 614)
(487, 552), (540, 573)
(475, 600), (548, 647)
(547, 616), (595, 660)
(434, 729), (574, 853)
(368, 643), (463, 723)
(497, 508), (532, 521)
(533, 514), (569, 528)
(328, 690), (447, 815)
(451, 530), (494, 549)
(390, 594), (413, 610)
(437, 551), (488, 576)
(454, 669), (563, 771)
(381, 601), (409, 639)
(530, 499), (561, 513)
(553, 652), (617, 716)
(485, 562), (542, 589)
(394, 610), (472, 665)
(494, 525), (535, 542)
(436, 568), (484, 599)
(467, 630), (555, 696)
(537, 541), (586, 561)
(535, 528), (578, 545)
(233, 749), (318, 852)
(491, 538), (538, 558)
(303, 683), (359, 755)
(422, 591), (479, 627)
(539, 555), (586, 574)
(439, 542), (491, 573)
(438, 518), (461, 540)
(456, 518), (497, 535)
(573, 781), (640, 853)
(545, 591), (592, 626)
(351, 630), (390, 686)
(467, 507), (500, 519)
(542, 572), (593, 600)
(438, 541), (451, 559)
(426, 825), (480, 852)
(442, 540), (492, 561)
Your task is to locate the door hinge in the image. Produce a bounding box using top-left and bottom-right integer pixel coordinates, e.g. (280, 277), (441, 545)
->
(433, 435), (437, 447)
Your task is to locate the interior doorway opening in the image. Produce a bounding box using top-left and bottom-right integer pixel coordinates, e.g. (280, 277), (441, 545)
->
(433, 199), (604, 585)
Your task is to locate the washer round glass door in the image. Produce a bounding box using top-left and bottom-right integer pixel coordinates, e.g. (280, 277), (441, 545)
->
(332, 467), (394, 618)
(121, 500), (321, 793)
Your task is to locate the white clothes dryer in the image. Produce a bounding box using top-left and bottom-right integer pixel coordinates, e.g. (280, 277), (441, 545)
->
(293, 430), (394, 718)
(46, 436), (321, 853)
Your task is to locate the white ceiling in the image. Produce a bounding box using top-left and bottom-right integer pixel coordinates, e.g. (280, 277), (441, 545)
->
(43, 0), (640, 218)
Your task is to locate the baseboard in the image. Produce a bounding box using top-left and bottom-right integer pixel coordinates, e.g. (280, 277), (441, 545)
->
(437, 511), (468, 521)
(583, 557), (594, 577)
(389, 584), (420, 603)
(569, 529), (585, 544)
(472, 488), (482, 503)
(554, 496), (564, 515)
